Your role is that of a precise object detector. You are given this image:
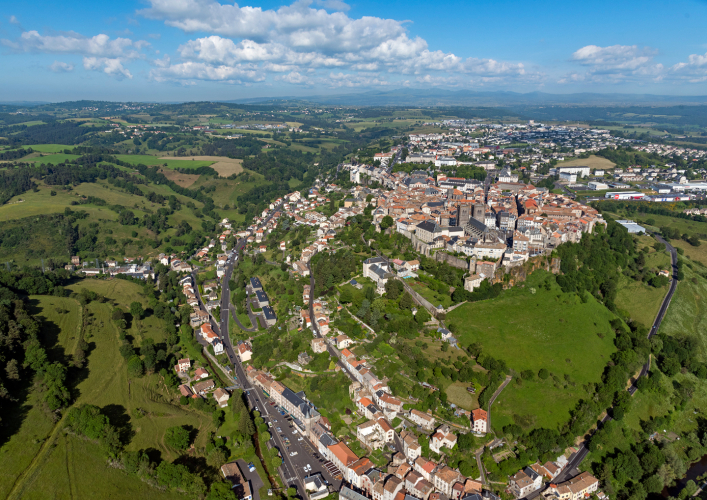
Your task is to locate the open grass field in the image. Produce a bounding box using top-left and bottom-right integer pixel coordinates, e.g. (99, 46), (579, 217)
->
(0, 183), (125, 222)
(193, 169), (266, 209)
(0, 176), (209, 264)
(23, 144), (72, 153)
(159, 155), (243, 177)
(0, 297), (80, 499)
(615, 274), (667, 327)
(621, 212), (707, 239)
(9, 433), (185, 500)
(3, 279), (217, 499)
(669, 239), (707, 267)
(557, 155), (616, 170)
(8, 153), (81, 165)
(660, 265), (707, 361)
(447, 270), (618, 432)
(116, 154), (216, 170)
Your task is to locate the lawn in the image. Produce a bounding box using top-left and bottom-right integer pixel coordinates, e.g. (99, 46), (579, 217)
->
(556, 155), (617, 170)
(446, 270), (618, 432)
(615, 274), (667, 327)
(445, 381), (479, 411)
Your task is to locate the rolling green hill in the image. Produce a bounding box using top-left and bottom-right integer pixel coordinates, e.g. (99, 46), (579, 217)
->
(447, 270), (618, 432)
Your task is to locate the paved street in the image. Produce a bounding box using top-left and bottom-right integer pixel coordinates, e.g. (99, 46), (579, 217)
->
(208, 201), (345, 498)
(529, 233), (680, 496)
(236, 458), (265, 500)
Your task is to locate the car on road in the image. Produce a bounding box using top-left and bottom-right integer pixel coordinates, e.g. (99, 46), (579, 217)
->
(268, 422), (272, 428)
(277, 427), (282, 432)
(289, 451), (298, 456)
(298, 437), (303, 441)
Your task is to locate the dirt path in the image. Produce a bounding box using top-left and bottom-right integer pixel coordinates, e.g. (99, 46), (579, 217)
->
(159, 156), (243, 177)
(6, 416), (66, 500)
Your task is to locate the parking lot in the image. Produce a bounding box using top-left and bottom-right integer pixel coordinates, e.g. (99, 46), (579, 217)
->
(244, 389), (343, 492)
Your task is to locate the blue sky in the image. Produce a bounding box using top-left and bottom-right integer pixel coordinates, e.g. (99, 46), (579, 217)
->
(1, 0), (707, 101)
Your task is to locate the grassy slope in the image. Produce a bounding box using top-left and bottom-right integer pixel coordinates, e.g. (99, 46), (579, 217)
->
(0, 177), (209, 264)
(447, 270), (618, 432)
(116, 154), (216, 170)
(615, 274), (667, 327)
(0, 295), (80, 499)
(671, 239), (707, 267)
(632, 212), (707, 239)
(13, 434), (182, 500)
(2, 280), (215, 499)
(585, 264), (707, 467)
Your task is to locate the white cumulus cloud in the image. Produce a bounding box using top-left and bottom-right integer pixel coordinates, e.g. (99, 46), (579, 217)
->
(140, 0), (535, 87)
(83, 57), (133, 79)
(49, 61), (74, 73)
(563, 44), (663, 83)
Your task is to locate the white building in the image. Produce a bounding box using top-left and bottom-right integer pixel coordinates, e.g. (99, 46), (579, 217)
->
(557, 166), (590, 178)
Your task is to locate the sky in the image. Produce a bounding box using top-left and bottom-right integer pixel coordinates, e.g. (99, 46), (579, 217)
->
(1, 0), (707, 102)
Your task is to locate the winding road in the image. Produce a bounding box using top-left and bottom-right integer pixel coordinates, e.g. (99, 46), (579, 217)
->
(529, 234), (679, 495)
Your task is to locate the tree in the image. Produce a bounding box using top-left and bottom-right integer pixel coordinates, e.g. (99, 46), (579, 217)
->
(538, 368), (549, 380)
(207, 448), (228, 468)
(5, 359), (19, 380)
(207, 482), (237, 500)
(238, 410), (255, 436)
(385, 279), (404, 299)
(380, 216), (394, 230)
(164, 426), (191, 450)
(339, 287), (353, 304)
(127, 356), (144, 378)
(415, 308), (430, 325)
(130, 301), (144, 321)
(400, 292), (413, 310)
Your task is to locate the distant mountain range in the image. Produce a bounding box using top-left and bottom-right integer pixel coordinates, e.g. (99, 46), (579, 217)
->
(223, 89), (707, 107)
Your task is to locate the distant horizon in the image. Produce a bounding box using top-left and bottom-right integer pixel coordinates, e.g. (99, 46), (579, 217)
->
(4, 87), (707, 107)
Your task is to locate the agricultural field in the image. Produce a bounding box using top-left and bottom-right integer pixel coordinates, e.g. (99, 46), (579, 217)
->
(158, 155), (244, 177)
(557, 154), (616, 170)
(447, 270), (618, 432)
(115, 154), (216, 170)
